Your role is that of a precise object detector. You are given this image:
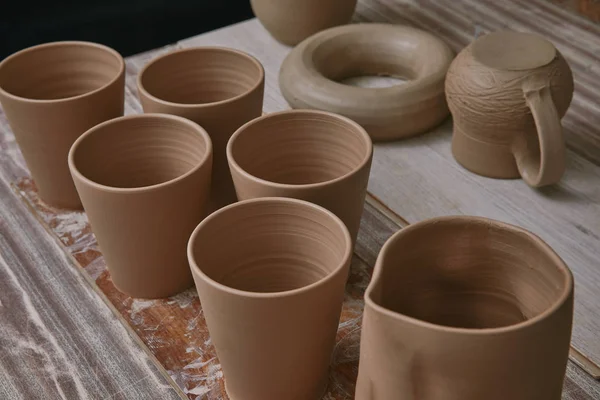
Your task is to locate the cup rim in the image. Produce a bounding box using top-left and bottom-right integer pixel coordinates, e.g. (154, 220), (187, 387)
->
(137, 46), (265, 108)
(365, 215), (574, 335)
(0, 41), (125, 104)
(227, 109), (373, 189)
(187, 197), (353, 299)
(68, 113), (213, 194)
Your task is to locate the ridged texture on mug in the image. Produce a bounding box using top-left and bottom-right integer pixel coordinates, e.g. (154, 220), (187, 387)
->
(188, 198), (352, 400)
(446, 45), (573, 143)
(69, 114), (212, 298)
(137, 47), (265, 212)
(446, 41), (573, 179)
(0, 41), (125, 208)
(356, 216), (574, 400)
(227, 110), (372, 243)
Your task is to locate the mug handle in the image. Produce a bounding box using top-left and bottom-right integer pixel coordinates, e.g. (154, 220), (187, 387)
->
(511, 76), (566, 187)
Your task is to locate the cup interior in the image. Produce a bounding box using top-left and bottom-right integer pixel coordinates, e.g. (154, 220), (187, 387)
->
(139, 48), (263, 104)
(370, 219), (570, 329)
(189, 199), (350, 293)
(71, 116), (210, 189)
(229, 112), (371, 185)
(0, 42), (122, 100)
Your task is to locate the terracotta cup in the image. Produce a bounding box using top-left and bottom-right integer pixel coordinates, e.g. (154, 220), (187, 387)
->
(188, 197), (352, 400)
(251, 0), (358, 46)
(69, 114), (212, 298)
(137, 47), (264, 212)
(227, 110), (372, 243)
(446, 31), (574, 187)
(356, 216), (574, 400)
(0, 41), (125, 208)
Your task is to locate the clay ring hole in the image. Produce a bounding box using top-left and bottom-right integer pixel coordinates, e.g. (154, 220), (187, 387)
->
(0, 42), (123, 101)
(313, 40), (413, 89)
(370, 218), (572, 330)
(69, 115), (211, 190)
(138, 47), (264, 105)
(189, 198), (352, 294)
(228, 110), (372, 186)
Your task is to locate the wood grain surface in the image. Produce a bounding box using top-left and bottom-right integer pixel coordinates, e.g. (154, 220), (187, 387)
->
(0, 181), (183, 399)
(174, 0), (600, 375)
(551, 0), (600, 21)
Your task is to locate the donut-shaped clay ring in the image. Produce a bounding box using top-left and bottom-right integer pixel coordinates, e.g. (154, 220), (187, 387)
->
(279, 23), (455, 141)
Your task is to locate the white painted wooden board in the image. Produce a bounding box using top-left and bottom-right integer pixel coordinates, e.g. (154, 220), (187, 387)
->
(150, 0), (600, 374)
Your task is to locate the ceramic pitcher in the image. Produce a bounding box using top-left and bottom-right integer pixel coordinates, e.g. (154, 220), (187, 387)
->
(356, 216), (574, 400)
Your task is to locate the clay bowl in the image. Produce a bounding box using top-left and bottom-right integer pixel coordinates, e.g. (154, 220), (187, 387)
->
(279, 23), (454, 140)
(356, 216), (574, 400)
(137, 47), (264, 212)
(446, 31), (574, 187)
(69, 114), (212, 298)
(251, 0), (357, 46)
(227, 110), (372, 243)
(0, 41), (125, 208)
(188, 197), (352, 400)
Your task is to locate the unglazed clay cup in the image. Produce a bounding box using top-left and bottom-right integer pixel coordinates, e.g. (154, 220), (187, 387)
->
(251, 0), (357, 46)
(227, 110), (372, 243)
(356, 216), (574, 400)
(0, 41), (125, 208)
(446, 31), (574, 187)
(137, 47), (264, 212)
(188, 197), (352, 400)
(69, 114), (212, 298)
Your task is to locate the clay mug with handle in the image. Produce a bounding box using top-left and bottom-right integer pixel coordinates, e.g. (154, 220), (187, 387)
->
(445, 31), (574, 187)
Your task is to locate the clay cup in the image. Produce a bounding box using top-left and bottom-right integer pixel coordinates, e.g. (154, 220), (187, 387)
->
(69, 114), (212, 298)
(188, 197), (352, 400)
(251, 0), (358, 46)
(356, 216), (574, 400)
(227, 110), (372, 243)
(0, 41), (125, 208)
(446, 31), (574, 187)
(137, 47), (264, 212)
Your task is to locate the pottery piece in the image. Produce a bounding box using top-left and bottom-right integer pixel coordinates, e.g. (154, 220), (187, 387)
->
(69, 114), (212, 298)
(251, 0), (357, 46)
(356, 216), (574, 400)
(227, 110), (372, 243)
(279, 23), (454, 141)
(137, 47), (264, 212)
(445, 31), (574, 187)
(0, 41), (125, 208)
(188, 197), (352, 400)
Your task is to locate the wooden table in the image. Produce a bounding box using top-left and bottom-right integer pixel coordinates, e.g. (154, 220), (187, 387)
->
(2, 0), (600, 398)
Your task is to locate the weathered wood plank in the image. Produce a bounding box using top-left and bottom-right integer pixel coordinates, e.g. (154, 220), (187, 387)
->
(0, 175), (183, 400)
(550, 0), (600, 22)
(175, 0), (600, 373)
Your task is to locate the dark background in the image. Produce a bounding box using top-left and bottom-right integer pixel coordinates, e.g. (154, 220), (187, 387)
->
(0, 0), (255, 59)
